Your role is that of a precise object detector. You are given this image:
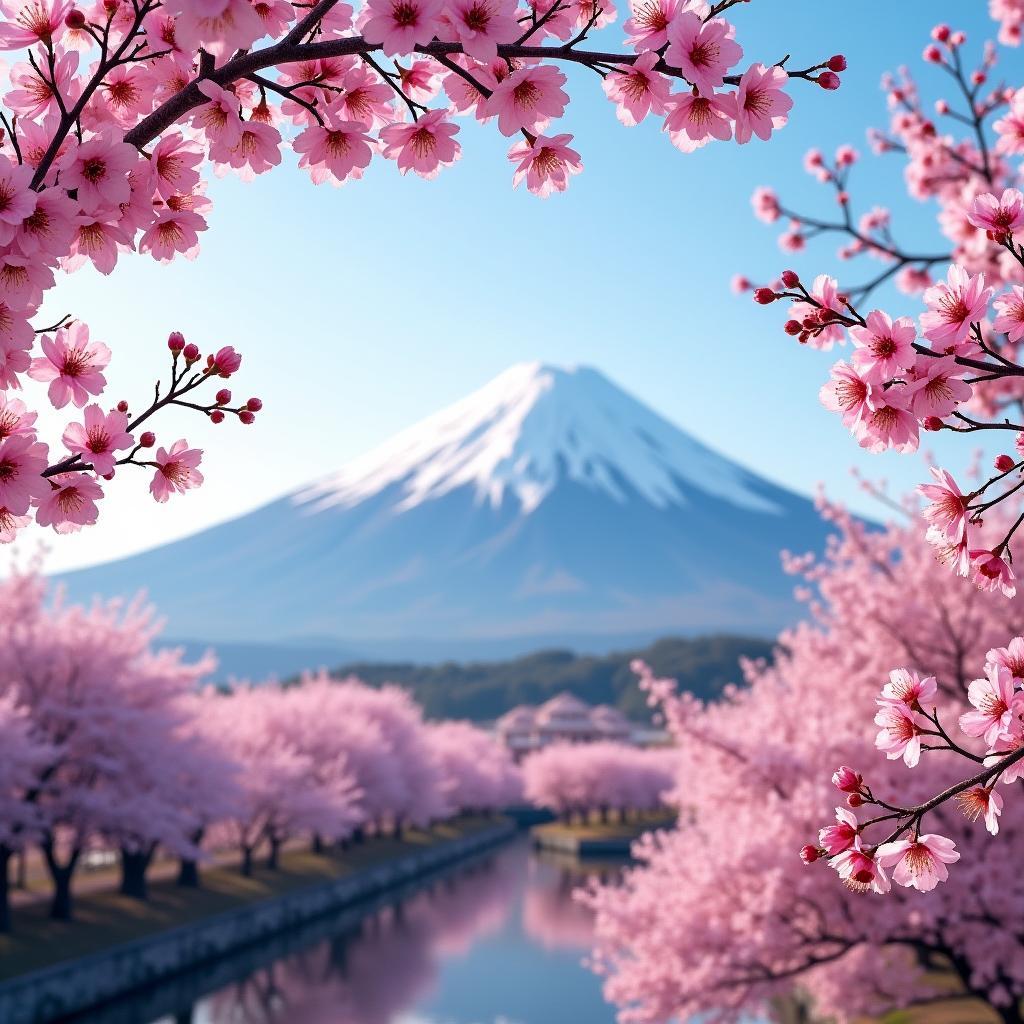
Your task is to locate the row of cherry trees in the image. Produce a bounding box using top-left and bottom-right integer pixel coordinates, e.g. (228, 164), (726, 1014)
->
(585, 495), (1024, 1023)
(0, 572), (523, 929)
(522, 740), (676, 821)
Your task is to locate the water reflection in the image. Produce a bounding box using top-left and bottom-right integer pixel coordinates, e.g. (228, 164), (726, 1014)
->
(71, 839), (623, 1024)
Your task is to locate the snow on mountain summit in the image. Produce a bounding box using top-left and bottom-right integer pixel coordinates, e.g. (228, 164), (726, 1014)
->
(296, 362), (781, 516)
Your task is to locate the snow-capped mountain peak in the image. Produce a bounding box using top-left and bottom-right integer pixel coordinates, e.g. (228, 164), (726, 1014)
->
(295, 362), (780, 516)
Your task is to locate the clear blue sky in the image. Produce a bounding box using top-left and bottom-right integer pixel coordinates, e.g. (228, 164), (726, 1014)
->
(28, 1), (1015, 572)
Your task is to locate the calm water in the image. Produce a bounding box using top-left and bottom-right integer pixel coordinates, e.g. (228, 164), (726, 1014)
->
(69, 839), (625, 1024)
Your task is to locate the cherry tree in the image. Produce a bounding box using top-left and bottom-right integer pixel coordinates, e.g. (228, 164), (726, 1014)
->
(0, 0), (843, 544)
(586, 498), (1024, 1023)
(740, 8), (1024, 880)
(425, 720), (522, 815)
(522, 740), (675, 821)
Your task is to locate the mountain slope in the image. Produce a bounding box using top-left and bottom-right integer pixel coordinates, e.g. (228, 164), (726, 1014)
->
(57, 362), (832, 661)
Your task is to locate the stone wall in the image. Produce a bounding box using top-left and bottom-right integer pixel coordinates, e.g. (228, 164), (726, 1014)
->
(0, 820), (517, 1024)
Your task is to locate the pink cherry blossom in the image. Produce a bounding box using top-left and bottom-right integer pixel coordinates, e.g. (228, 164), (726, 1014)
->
(293, 121), (375, 186)
(967, 187), (1024, 237)
(12, 186), (76, 260)
(28, 322), (110, 408)
(879, 667), (938, 709)
(818, 806), (858, 855)
(65, 215), (135, 275)
(849, 309), (917, 382)
(35, 472), (103, 532)
(751, 185), (780, 223)
(191, 80), (244, 149)
(733, 63), (792, 144)
(830, 843), (890, 894)
(858, 387), (919, 454)
(508, 133), (582, 198)
(818, 360), (873, 431)
(380, 110), (461, 179)
(0, 432), (49, 514)
(58, 133), (137, 214)
(987, 636), (1024, 682)
(150, 439), (204, 502)
(918, 467), (971, 545)
(969, 549), (1017, 598)
(139, 209), (206, 262)
(0, 392), (36, 439)
(62, 405), (134, 476)
(444, 0), (519, 61)
(903, 354), (972, 419)
(361, 0), (445, 56)
(993, 285), (1024, 342)
(0, 157), (36, 247)
(622, 0), (682, 52)
(876, 835), (959, 892)
(919, 264), (994, 348)
(955, 785), (1003, 835)
(960, 662), (1023, 744)
(484, 65), (569, 136)
(664, 13), (742, 96)
(663, 89), (735, 149)
(147, 133), (204, 200)
(874, 701), (924, 766)
(0, 0), (70, 49)
(602, 52), (672, 127)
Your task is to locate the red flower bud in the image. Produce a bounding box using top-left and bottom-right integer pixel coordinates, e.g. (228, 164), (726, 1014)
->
(215, 388), (231, 406)
(832, 766), (863, 793)
(817, 71), (841, 91)
(182, 343), (200, 362)
(923, 44), (942, 63)
(932, 23), (951, 43)
(238, 410), (255, 425)
(139, 431), (156, 448)
(827, 54), (847, 72)
(246, 397), (263, 412)
(116, 400), (128, 413)
(64, 8), (86, 28)
(210, 410), (225, 424)
(784, 320), (802, 336)
(923, 416), (944, 431)
(780, 270), (800, 288)
(995, 454), (1016, 473)
(799, 844), (820, 864)
(847, 793), (864, 808)
(167, 331), (185, 353)
(753, 287), (777, 305)
(972, 70), (986, 86)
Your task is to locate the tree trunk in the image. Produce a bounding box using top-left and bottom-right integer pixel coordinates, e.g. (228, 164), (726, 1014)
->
(312, 833), (324, 854)
(267, 837), (281, 870)
(351, 826), (364, 845)
(41, 838), (79, 921)
(178, 828), (205, 888)
(119, 847), (153, 900)
(15, 849), (26, 890)
(241, 845), (254, 877)
(0, 846), (11, 934)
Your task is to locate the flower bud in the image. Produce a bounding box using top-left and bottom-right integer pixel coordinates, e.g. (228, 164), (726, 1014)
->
(182, 343), (200, 363)
(65, 8), (86, 28)
(923, 416), (944, 431)
(780, 269), (800, 288)
(995, 454), (1016, 473)
(923, 44), (942, 63)
(784, 319), (802, 336)
(246, 397), (263, 412)
(847, 792), (864, 808)
(753, 287), (776, 305)
(799, 844), (820, 864)
(139, 431), (156, 448)
(971, 70), (986, 86)
(208, 345), (242, 378)
(116, 400), (128, 413)
(827, 54), (847, 72)
(817, 71), (841, 91)
(950, 30), (966, 46)
(210, 410), (225, 424)
(167, 331), (185, 353)
(935, 99), (949, 114)
(832, 766), (863, 793)
(932, 23), (951, 42)
(215, 388), (231, 406)
(238, 410), (255, 425)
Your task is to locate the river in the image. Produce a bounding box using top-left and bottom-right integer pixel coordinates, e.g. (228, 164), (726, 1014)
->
(61, 838), (625, 1024)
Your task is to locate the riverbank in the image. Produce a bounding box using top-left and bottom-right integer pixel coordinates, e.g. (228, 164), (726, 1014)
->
(531, 810), (676, 856)
(0, 816), (515, 1024)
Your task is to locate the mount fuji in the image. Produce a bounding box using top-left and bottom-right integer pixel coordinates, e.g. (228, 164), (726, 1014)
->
(57, 363), (833, 669)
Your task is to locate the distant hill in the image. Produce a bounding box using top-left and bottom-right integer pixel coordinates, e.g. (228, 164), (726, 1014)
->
(318, 634), (775, 722)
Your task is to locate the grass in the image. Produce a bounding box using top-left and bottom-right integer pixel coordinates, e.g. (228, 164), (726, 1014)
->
(0, 816), (500, 981)
(532, 809), (676, 843)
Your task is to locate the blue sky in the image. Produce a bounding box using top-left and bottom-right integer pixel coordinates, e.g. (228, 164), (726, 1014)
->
(29, 1), (1017, 572)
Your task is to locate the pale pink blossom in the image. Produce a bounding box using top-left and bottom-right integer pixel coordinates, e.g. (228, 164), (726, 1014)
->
(969, 549), (1017, 598)
(917, 467), (971, 545)
(858, 387), (919, 454)
(874, 701), (924, 766)
(622, 0), (683, 52)
(967, 188), (1024, 237)
(147, 133), (204, 200)
(987, 636), (1024, 683)
(0, 432), (49, 514)
(12, 186), (76, 260)
(663, 89), (734, 148)
(0, 0), (71, 48)
(849, 310), (917, 382)
(380, 110), (460, 179)
(960, 662), (1023, 744)
(830, 843), (890, 894)
(58, 134), (137, 214)
(65, 215), (135, 275)
(903, 354), (972, 419)
(139, 209), (206, 262)
(361, 0), (445, 56)
(35, 472), (103, 532)
(169, 0), (264, 57)
(484, 65), (569, 136)
(0, 392), (35, 439)
(994, 286), (1024, 342)
(751, 185), (779, 223)
(293, 121), (375, 186)
(789, 274), (845, 348)
(818, 360), (872, 432)
(508, 133), (582, 198)
(0, 251), (52, 307)
(602, 52), (672, 127)
(985, 734), (1024, 785)
(0, 157), (36, 247)
(955, 785), (1003, 835)
(664, 13), (742, 96)
(919, 264), (994, 349)
(150, 439), (204, 502)
(28, 323), (110, 408)
(879, 667), (938, 710)
(191, 80), (244, 148)
(875, 835), (959, 892)
(733, 63), (792, 144)
(444, 0), (519, 61)
(818, 806), (858, 855)
(61, 405), (134, 476)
